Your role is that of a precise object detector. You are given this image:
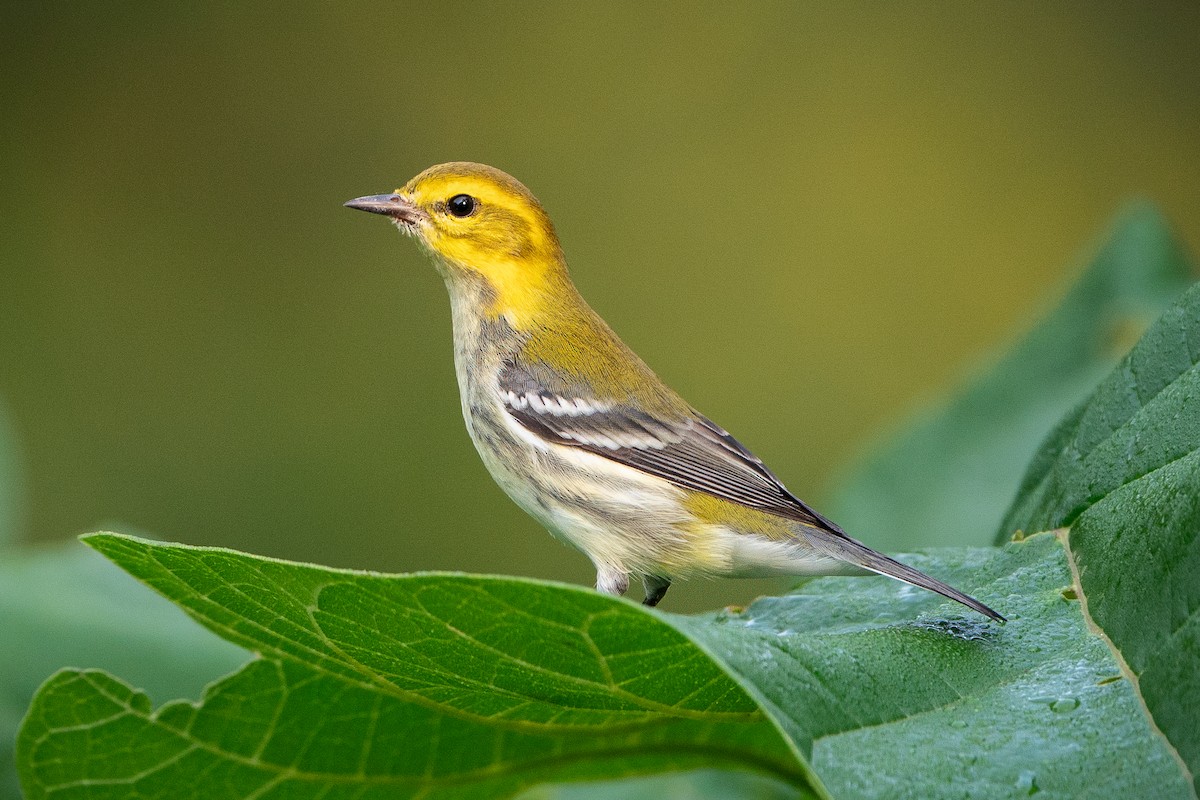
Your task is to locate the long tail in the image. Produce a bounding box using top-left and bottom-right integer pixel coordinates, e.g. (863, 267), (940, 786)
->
(809, 531), (1005, 622)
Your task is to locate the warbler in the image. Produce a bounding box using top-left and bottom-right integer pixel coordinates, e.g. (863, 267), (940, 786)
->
(345, 162), (1003, 621)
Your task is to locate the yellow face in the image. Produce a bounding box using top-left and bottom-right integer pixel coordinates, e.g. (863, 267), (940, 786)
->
(401, 162), (562, 270)
(347, 162), (570, 323)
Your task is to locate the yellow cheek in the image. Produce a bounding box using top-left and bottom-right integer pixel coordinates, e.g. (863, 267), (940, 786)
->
(429, 230), (479, 264)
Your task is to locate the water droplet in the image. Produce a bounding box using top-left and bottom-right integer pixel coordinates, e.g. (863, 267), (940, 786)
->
(1015, 770), (1040, 795)
(1051, 697), (1080, 713)
(950, 719), (968, 729)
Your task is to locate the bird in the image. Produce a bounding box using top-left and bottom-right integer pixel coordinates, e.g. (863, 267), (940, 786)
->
(345, 162), (1003, 622)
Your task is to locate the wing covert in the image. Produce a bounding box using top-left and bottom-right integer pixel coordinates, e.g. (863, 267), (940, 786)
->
(498, 359), (842, 532)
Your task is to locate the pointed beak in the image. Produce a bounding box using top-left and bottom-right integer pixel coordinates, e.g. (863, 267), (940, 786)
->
(343, 193), (425, 227)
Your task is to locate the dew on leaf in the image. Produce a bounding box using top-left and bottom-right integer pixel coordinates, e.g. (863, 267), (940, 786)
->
(1050, 697), (1080, 713)
(1015, 769), (1040, 795)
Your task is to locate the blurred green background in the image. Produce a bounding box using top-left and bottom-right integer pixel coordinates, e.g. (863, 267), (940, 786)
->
(2, 3), (1199, 611)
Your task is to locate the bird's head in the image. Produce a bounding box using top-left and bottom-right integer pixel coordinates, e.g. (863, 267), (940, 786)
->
(346, 163), (569, 318)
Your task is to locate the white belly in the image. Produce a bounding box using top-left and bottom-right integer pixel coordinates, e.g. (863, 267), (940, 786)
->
(470, 403), (711, 575)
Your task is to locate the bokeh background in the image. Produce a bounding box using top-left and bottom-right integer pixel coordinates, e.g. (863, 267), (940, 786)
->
(3, 3), (1199, 611)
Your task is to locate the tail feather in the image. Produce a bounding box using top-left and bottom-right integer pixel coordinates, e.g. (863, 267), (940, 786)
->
(810, 532), (1005, 622)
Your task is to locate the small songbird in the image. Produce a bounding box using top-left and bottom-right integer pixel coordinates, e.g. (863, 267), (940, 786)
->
(345, 163), (1003, 621)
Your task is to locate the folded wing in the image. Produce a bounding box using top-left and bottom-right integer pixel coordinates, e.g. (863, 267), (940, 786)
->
(499, 358), (842, 533)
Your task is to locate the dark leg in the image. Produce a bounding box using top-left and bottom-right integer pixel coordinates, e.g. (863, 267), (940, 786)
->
(642, 575), (671, 607)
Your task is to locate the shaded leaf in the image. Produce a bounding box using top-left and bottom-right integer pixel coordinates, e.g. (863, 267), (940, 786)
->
(998, 280), (1200, 537)
(0, 543), (249, 800)
(830, 205), (1194, 550)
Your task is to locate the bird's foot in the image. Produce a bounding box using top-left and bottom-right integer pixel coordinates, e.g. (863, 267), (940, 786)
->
(641, 575), (671, 607)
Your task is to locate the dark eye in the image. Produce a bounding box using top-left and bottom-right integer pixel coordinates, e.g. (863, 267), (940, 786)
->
(447, 194), (476, 217)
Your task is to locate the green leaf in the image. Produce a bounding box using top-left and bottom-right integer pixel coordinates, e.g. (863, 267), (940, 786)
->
(829, 205), (1194, 550)
(999, 278), (1200, 793)
(18, 534), (811, 800)
(514, 769), (803, 800)
(1067, 455), (1200, 796)
(999, 279), (1200, 537)
(675, 533), (1190, 798)
(0, 543), (249, 800)
(18, 533), (1192, 799)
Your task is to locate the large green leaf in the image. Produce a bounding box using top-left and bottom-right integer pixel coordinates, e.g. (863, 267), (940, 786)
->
(677, 533), (1190, 798)
(19, 534), (811, 800)
(0, 543), (249, 800)
(829, 205), (1194, 550)
(17, 533), (1192, 799)
(999, 279), (1200, 794)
